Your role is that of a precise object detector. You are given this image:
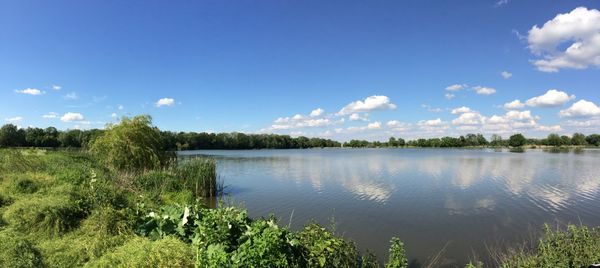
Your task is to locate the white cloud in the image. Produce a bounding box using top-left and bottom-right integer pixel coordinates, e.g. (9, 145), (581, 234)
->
(446, 84), (466, 91)
(111, 113), (118, 118)
(270, 112), (334, 130)
(60, 112), (85, 122)
(118, 105), (124, 110)
(42, 112), (58, 119)
(525, 89), (575, 107)
(504, 100), (525, 110)
(559, 99), (600, 117)
(310, 108), (324, 117)
(52, 85), (61, 90)
(338, 95), (397, 115)
(5, 116), (23, 123)
(473, 86), (496, 95)
(386, 120), (411, 132)
(418, 118), (444, 127)
(452, 112), (486, 126)
(155, 98), (175, 107)
(349, 113), (369, 121)
(501, 71), (513, 79)
(528, 7), (600, 72)
(64, 92), (78, 100)
(451, 106), (472, 114)
(15, 88), (44, 95)
(538, 125), (563, 132)
(445, 93), (455, 100)
(367, 121), (382, 130)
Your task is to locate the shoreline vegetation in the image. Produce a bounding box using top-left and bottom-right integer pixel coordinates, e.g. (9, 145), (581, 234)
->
(2, 120), (600, 151)
(1, 115), (600, 267)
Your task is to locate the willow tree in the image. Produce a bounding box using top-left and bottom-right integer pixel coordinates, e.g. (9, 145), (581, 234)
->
(90, 115), (166, 171)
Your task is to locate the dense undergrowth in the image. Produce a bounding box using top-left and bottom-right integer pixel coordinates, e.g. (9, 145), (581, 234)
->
(1, 149), (600, 267)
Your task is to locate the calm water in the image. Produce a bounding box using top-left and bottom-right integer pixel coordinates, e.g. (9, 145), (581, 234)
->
(179, 148), (600, 267)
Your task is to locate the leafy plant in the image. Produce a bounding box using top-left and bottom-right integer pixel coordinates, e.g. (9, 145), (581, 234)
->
(386, 237), (408, 268)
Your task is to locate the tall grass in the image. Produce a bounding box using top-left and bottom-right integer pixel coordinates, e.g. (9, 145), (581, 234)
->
(175, 157), (219, 198)
(132, 157), (220, 199)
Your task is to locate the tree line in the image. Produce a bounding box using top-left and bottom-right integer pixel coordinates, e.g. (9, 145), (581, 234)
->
(0, 123), (341, 150)
(2, 123), (599, 150)
(343, 133), (600, 148)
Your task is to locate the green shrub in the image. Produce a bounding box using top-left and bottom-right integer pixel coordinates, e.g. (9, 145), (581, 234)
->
(3, 189), (87, 237)
(385, 237), (408, 268)
(294, 223), (359, 267)
(90, 115), (167, 172)
(0, 229), (45, 268)
(193, 206), (251, 251)
(229, 218), (301, 267)
(87, 236), (194, 268)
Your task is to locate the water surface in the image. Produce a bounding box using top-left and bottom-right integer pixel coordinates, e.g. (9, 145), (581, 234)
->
(180, 148), (600, 267)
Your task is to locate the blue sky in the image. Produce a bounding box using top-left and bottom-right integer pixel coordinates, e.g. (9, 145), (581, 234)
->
(1, 0), (599, 141)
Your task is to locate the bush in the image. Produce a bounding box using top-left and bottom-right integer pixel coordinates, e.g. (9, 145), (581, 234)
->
(90, 115), (167, 172)
(0, 229), (44, 268)
(193, 206), (251, 251)
(87, 236), (194, 268)
(294, 223), (359, 267)
(229, 218), (301, 267)
(3, 188), (87, 237)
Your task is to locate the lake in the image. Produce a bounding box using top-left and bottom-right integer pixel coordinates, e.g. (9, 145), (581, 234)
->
(179, 148), (600, 267)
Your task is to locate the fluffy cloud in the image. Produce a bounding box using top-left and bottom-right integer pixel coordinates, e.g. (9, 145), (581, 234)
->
(525, 89), (575, 107)
(5, 116), (23, 123)
(451, 106), (472, 114)
(367, 121), (382, 130)
(473, 86), (496, 95)
(559, 100), (600, 117)
(421, 104), (442, 113)
(111, 113), (118, 118)
(445, 84), (466, 91)
(270, 113), (334, 130)
(60, 112), (85, 122)
(349, 113), (368, 121)
(538, 125), (563, 132)
(504, 100), (525, 110)
(52, 85), (61, 90)
(452, 112), (486, 126)
(445, 93), (455, 100)
(15, 88), (44, 95)
(337, 95), (397, 115)
(42, 112), (58, 119)
(310, 108), (324, 117)
(501, 71), (513, 79)
(386, 121), (411, 133)
(118, 105), (124, 110)
(528, 7), (600, 72)
(155, 98), (175, 107)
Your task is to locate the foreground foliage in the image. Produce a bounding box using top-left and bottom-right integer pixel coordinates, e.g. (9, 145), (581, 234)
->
(1, 149), (600, 267)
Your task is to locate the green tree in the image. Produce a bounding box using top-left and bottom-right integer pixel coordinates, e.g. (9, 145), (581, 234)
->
(571, 133), (587, 146)
(490, 134), (503, 147)
(0, 124), (24, 147)
(546, 134), (562, 147)
(90, 115), (166, 171)
(509, 133), (526, 147)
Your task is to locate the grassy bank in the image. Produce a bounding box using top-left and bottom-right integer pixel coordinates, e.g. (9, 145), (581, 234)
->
(1, 149), (600, 267)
